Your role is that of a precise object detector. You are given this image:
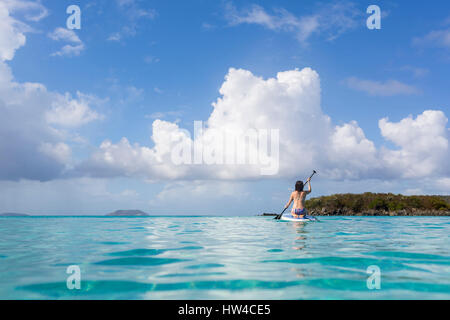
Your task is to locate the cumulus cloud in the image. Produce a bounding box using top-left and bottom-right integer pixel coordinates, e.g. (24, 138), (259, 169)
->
(0, 61), (103, 181)
(0, 0), (51, 61)
(78, 68), (448, 180)
(0, 2), (26, 61)
(379, 110), (449, 178)
(225, 1), (362, 44)
(48, 27), (81, 43)
(78, 67), (449, 183)
(80, 68), (331, 180)
(46, 92), (103, 127)
(345, 77), (420, 96)
(51, 44), (85, 57)
(0, 5), (102, 181)
(0, 0), (448, 189)
(327, 121), (380, 179)
(48, 27), (85, 57)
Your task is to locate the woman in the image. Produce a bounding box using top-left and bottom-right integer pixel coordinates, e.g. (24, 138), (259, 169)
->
(284, 177), (312, 218)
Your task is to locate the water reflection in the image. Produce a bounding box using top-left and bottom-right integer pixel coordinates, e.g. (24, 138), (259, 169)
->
(292, 222), (307, 250)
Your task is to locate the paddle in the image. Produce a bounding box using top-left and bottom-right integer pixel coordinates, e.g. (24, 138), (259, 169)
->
(274, 170), (317, 220)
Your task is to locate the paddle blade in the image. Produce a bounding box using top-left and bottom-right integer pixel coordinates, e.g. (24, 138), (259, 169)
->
(274, 208), (287, 220)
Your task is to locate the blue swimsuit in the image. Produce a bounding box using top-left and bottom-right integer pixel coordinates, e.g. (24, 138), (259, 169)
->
(293, 208), (307, 216)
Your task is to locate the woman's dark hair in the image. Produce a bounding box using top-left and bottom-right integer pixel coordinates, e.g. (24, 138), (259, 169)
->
(295, 181), (304, 192)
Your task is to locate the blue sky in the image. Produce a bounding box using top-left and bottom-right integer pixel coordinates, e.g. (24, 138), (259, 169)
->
(0, 0), (449, 215)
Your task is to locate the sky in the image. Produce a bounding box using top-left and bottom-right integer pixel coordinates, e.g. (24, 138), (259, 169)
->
(0, 0), (449, 215)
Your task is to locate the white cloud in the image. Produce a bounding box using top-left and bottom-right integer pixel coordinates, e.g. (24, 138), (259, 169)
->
(0, 1), (448, 194)
(79, 121), (196, 180)
(80, 68), (327, 180)
(51, 44), (85, 57)
(79, 67), (449, 184)
(0, 5), (102, 181)
(379, 110), (449, 178)
(225, 1), (362, 44)
(327, 121), (380, 179)
(46, 92), (103, 127)
(108, 1), (157, 42)
(0, 0), (50, 60)
(2, 0), (48, 22)
(413, 29), (450, 49)
(0, 61), (103, 181)
(48, 27), (85, 57)
(0, 2), (26, 61)
(48, 27), (81, 43)
(345, 77), (420, 96)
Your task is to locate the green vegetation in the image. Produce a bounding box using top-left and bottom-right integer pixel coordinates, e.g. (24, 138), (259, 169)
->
(306, 193), (450, 213)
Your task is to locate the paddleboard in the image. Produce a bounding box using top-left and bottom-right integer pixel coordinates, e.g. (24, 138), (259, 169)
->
(280, 214), (318, 222)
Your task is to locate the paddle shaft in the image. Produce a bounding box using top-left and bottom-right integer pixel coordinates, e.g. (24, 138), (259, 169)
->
(275, 171), (316, 220)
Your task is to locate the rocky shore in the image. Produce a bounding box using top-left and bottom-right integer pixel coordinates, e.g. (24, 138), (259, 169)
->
(261, 193), (450, 217)
(308, 207), (450, 216)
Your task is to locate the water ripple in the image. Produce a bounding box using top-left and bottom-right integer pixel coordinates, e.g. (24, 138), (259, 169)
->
(1, 216), (449, 299)
(94, 257), (187, 266)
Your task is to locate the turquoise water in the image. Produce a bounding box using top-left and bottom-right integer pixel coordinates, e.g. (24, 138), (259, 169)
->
(0, 216), (449, 299)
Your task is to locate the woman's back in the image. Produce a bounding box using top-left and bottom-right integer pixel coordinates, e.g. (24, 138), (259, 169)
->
(284, 179), (312, 217)
(292, 191), (307, 209)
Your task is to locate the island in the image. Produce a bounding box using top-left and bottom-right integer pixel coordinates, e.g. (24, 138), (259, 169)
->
(259, 213), (278, 216)
(305, 193), (450, 216)
(0, 213), (29, 217)
(259, 193), (450, 216)
(106, 210), (150, 216)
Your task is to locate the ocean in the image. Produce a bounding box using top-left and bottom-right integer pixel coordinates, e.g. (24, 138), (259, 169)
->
(0, 216), (449, 299)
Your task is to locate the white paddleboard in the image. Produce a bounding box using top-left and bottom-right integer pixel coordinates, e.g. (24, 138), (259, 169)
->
(280, 214), (318, 222)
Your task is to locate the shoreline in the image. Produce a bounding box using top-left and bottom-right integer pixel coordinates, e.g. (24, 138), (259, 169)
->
(308, 208), (450, 216)
(306, 193), (450, 216)
(262, 193), (450, 217)
(260, 211), (450, 217)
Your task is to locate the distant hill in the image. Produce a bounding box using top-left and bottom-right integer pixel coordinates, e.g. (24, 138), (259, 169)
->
(305, 193), (450, 216)
(0, 213), (29, 217)
(106, 210), (149, 216)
